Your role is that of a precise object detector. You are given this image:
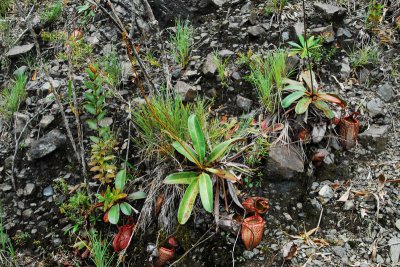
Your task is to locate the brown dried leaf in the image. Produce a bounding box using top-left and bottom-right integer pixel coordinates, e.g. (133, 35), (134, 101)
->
(338, 188), (351, 202)
(377, 173), (386, 192)
(282, 242), (297, 261)
(313, 238), (329, 247)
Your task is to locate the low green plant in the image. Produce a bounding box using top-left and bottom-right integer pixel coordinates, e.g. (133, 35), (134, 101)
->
(144, 52), (161, 68)
(366, 0), (384, 25)
(12, 232), (30, 246)
(40, 30), (67, 45)
(0, 0), (11, 17)
(170, 18), (193, 68)
(77, 3), (95, 26)
(0, 203), (15, 263)
(288, 35), (322, 59)
(281, 71), (347, 119)
(96, 170), (146, 225)
(131, 94), (209, 161)
(272, 0), (288, 12)
(59, 191), (91, 234)
(87, 230), (115, 267)
(164, 114), (249, 224)
(246, 50), (288, 113)
(348, 44), (379, 68)
(99, 50), (122, 90)
(0, 72), (27, 118)
(41, 1), (62, 24)
(213, 51), (229, 88)
(57, 39), (93, 66)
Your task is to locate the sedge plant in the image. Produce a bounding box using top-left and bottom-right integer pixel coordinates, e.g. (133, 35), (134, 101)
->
(213, 51), (230, 87)
(169, 18), (193, 68)
(87, 230), (115, 267)
(0, 72), (27, 118)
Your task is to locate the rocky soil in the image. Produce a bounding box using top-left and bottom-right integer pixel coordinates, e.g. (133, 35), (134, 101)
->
(0, 0), (400, 266)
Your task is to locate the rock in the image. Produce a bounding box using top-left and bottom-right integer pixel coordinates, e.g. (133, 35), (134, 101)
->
(313, 3), (346, 21)
(240, 2), (254, 14)
(22, 209), (33, 218)
(359, 125), (390, 153)
(337, 27), (352, 38)
(211, 0), (228, 7)
(389, 237), (400, 264)
(286, 55), (300, 72)
(340, 63), (351, 79)
(236, 95), (253, 112)
(42, 80), (60, 91)
(27, 129), (67, 160)
(248, 25), (265, 37)
(377, 83), (394, 102)
(39, 115), (55, 129)
(13, 66), (28, 76)
(14, 112), (29, 135)
(218, 50), (234, 58)
(293, 22), (304, 37)
(43, 186), (54, 197)
(318, 185), (334, 199)
(343, 200), (355, 210)
(282, 32), (290, 42)
(202, 53), (217, 76)
(396, 219), (400, 231)
(312, 123), (326, 143)
(53, 238), (62, 246)
(332, 246), (346, 257)
(24, 183), (36, 196)
(99, 117), (113, 127)
(5, 44), (35, 57)
(1, 184), (12, 192)
(243, 250), (255, 259)
(310, 25), (335, 43)
(366, 98), (384, 116)
(266, 145), (304, 180)
(174, 81), (197, 101)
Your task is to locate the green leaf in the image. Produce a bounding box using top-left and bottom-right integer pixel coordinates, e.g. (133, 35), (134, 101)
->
(295, 97), (312, 114)
(198, 173), (213, 212)
(120, 202), (132, 216)
(281, 91), (306, 108)
(84, 104), (96, 115)
(172, 141), (200, 165)
(298, 35), (305, 47)
(89, 136), (100, 143)
(108, 204), (120, 224)
(115, 169), (127, 191)
(317, 93), (347, 107)
(178, 179), (199, 224)
(87, 119), (97, 130)
(127, 191), (147, 201)
(288, 41), (302, 49)
(97, 111), (106, 121)
(84, 92), (95, 103)
(283, 84), (307, 92)
(205, 168), (239, 182)
(313, 100), (335, 119)
(164, 172), (199, 184)
(206, 138), (243, 164)
(188, 114), (205, 163)
(85, 68), (95, 80)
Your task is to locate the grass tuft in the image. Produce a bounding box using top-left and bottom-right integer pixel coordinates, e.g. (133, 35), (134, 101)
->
(41, 1), (63, 24)
(170, 18), (193, 68)
(87, 230), (115, 267)
(0, 72), (27, 118)
(348, 44), (379, 68)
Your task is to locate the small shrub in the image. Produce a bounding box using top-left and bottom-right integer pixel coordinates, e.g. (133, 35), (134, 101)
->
(366, 0), (384, 26)
(0, 203), (15, 262)
(59, 191), (91, 234)
(0, 0), (11, 17)
(40, 30), (67, 45)
(57, 39), (93, 67)
(41, 1), (63, 24)
(0, 72), (27, 118)
(348, 44), (379, 68)
(170, 18), (193, 68)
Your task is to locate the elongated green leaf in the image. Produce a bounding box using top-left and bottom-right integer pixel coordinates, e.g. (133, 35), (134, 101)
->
(172, 141), (200, 165)
(295, 97), (312, 114)
(288, 42), (302, 49)
(281, 91), (306, 108)
(164, 172), (199, 184)
(198, 173), (213, 212)
(127, 191), (147, 201)
(84, 93), (95, 102)
(206, 138), (243, 164)
(84, 104), (96, 115)
(206, 168), (238, 182)
(317, 93), (347, 107)
(178, 179), (200, 224)
(87, 119), (97, 130)
(115, 169), (127, 191)
(120, 202), (132, 216)
(108, 204), (120, 224)
(313, 100), (335, 119)
(299, 35), (305, 47)
(188, 114), (205, 163)
(283, 84), (307, 92)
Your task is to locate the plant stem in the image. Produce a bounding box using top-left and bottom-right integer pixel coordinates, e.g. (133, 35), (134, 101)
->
(302, 0), (314, 95)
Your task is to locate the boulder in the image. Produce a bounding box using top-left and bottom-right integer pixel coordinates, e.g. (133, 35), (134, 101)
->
(265, 145), (304, 180)
(174, 81), (197, 101)
(358, 124), (390, 153)
(313, 3), (346, 21)
(5, 44), (35, 57)
(377, 83), (394, 102)
(202, 53), (217, 76)
(27, 129), (67, 160)
(248, 25), (265, 37)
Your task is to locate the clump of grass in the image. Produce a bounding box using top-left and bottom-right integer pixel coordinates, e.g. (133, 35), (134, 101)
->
(41, 1), (63, 24)
(272, 0), (288, 12)
(0, 72), (27, 118)
(0, 0), (11, 17)
(366, 0), (384, 26)
(169, 18), (193, 68)
(131, 93), (209, 161)
(87, 230), (115, 267)
(0, 203), (15, 264)
(348, 44), (379, 68)
(213, 51), (230, 88)
(99, 49), (122, 90)
(246, 50), (288, 113)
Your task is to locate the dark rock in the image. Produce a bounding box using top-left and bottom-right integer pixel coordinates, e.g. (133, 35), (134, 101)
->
(359, 125), (390, 153)
(248, 25), (265, 37)
(14, 112), (29, 136)
(377, 83), (394, 102)
(265, 145), (304, 180)
(27, 129), (67, 160)
(39, 115), (55, 129)
(313, 2), (346, 21)
(336, 27), (352, 38)
(310, 25), (335, 43)
(5, 44), (35, 57)
(174, 81), (197, 101)
(202, 53), (217, 76)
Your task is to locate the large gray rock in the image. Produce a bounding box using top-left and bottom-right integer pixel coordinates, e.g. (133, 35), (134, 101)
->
(174, 81), (197, 101)
(202, 53), (217, 76)
(366, 98), (384, 116)
(27, 129), (67, 160)
(377, 83), (394, 102)
(310, 25), (335, 43)
(248, 25), (265, 37)
(313, 3), (346, 21)
(5, 44), (35, 57)
(359, 124), (390, 153)
(265, 145), (304, 180)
